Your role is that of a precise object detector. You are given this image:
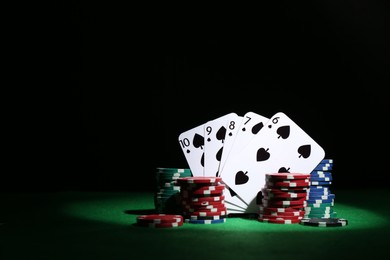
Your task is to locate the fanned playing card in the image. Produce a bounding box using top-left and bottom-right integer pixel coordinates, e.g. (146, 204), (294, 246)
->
(203, 112), (240, 177)
(219, 111), (269, 177)
(221, 112), (325, 211)
(178, 122), (206, 177)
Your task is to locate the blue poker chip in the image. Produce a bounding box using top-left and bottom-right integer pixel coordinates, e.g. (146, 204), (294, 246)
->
(310, 171), (332, 176)
(319, 159), (333, 164)
(310, 181), (332, 186)
(313, 165), (333, 171)
(308, 194), (335, 200)
(185, 218), (227, 224)
(307, 198), (334, 204)
(310, 176), (333, 182)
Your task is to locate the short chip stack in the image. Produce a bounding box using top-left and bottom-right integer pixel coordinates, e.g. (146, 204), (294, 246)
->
(258, 173), (311, 224)
(136, 214), (184, 228)
(154, 167), (192, 214)
(175, 176), (227, 224)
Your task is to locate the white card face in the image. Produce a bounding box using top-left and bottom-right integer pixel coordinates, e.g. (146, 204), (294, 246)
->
(222, 181), (248, 209)
(178, 123), (206, 177)
(203, 112), (238, 177)
(217, 115), (243, 176)
(222, 112), (326, 206)
(219, 111), (269, 177)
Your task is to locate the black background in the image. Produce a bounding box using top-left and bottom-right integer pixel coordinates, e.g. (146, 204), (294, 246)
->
(9, 1), (389, 192)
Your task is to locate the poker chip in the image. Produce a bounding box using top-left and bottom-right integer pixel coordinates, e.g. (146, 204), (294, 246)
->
(266, 173), (311, 180)
(259, 210), (305, 217)
(185, 214), (228, 221)
(182, 210), (227, 217)
(185, 218), (227, 224)
(258, 217), (301, 224)
(300, 217), (348, 227)
(137, 214), (183, 224)
(137, 222), (184, 228)
(181, 199), (225, 207)
(175, 176), (222, 184)
(266, 179), (310, 188)
(310, 176), (332, 182)
(305, 212), (338, 218)
(310, 181), (332, 186)
(189, 195), (225, 202)
(136, 214), (184, 228)
(156, 167), (192, 173)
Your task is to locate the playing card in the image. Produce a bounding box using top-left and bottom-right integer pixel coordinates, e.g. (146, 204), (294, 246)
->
(204, 112), (240, 177)
(219, 111), (269, 177)
(222, 112), (325, 210)
(178, 122), (206, 177)
(217, 114), (243, 176)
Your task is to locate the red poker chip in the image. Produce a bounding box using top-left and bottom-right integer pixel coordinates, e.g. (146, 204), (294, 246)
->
(263, 188), (308, 194)
(266, 180), (310, 188)
(259, 214), (303, 220)
(182, 209), (227, 217)
(259, 206), (305, 212)
(259, 209), (305, 217)
(258, 217), (301, 224)
(181, 199), (225, 207)
(262, 196), (307, 203)
(189, 195), (225, 202)
(136, 214), (183, 224)
(176, 176), (222, 184)
(180, 185), (225, 196)
(137, 221), (184, 228)
(181, 206), (228, 213)
(266, 173), (310, 180)
(181, 203), (227, 210)
(262, 199), (307, 207)
(263, 193), (309, 200)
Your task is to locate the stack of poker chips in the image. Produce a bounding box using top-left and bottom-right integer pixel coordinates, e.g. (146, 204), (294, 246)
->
(136, 214), (184, 228)
(258, 173), (311, 224)
(174, 176), (227, 224)
(304, 159), (336, 219)
(154, 167), (192, 214)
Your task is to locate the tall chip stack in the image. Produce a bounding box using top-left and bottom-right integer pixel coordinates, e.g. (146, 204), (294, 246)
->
(154, 167), (192, 214)
(303, 159), (336, 219)
(258, 173), (311, 224)
(174, 176), (227, 224)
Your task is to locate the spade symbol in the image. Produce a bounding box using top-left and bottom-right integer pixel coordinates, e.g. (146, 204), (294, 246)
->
(228, 186), (237, 197)
(298, 144), (311, 158)
(276, 125), (290, 139)
(235, 171), (249, 185)
(193, 133), (204, 149)
(216, 126), (227, 143)
(200, 152), (204, 167)
(216, 147), (223, 161)
(256, 148), (270, 162)
(278, 167), (290, 173)
(252, 122), (264, 135)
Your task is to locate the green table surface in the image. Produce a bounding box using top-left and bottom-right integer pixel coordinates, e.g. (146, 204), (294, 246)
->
(1, 188), (389, 260)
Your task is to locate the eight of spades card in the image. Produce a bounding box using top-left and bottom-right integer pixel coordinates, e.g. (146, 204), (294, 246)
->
(178, 122), (206, 177)
(221, 112), (325, 211)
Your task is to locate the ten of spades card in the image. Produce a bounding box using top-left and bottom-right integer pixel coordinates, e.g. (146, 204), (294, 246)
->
(178, 122), (206, 177)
